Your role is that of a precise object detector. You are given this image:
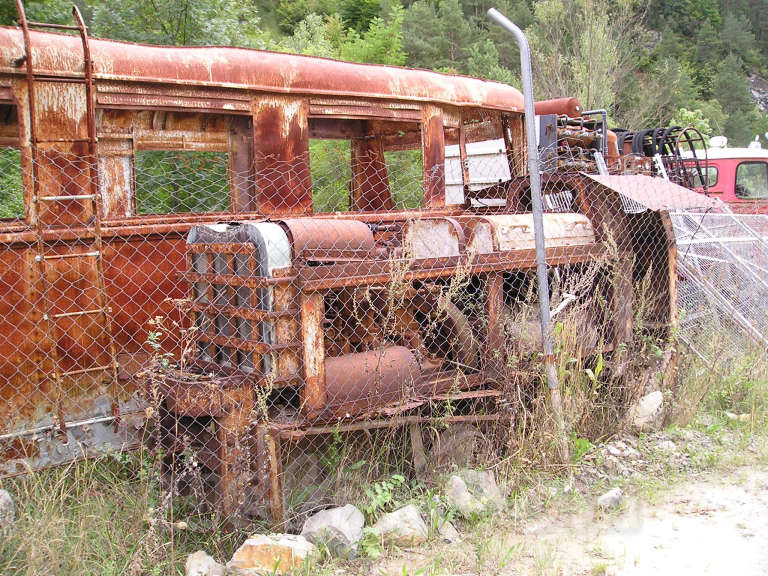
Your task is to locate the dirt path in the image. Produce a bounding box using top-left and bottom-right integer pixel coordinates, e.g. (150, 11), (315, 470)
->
(542, 465), (768, 575)
(368, 463), (768, 575)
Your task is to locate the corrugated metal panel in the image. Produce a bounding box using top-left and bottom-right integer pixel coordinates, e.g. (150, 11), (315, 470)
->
(583, 174), (721, 211)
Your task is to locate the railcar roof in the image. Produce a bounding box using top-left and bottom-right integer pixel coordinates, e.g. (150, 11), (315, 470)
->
(0, 27), (524, 112)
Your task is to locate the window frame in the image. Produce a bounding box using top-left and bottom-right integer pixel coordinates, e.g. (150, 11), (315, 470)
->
(734, 161), (768, 200)
(306, 115), (427, 214)
(125, 109), (238, 216)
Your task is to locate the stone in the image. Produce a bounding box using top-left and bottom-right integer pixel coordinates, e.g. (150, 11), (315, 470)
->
(606, 445), (623, 457)
(227, 534), (315, 575)
(629, 391), (664, 431)
(656, 439), (677, 453)
(300, 504), (364, 556)
(185, 551), (225, 576)
(597, 487), (623, 510)
(0, 489), (14, 534)
(443, 469), (505, 518)
(436, 517), (461, 543)
(370, 505), (428, 547)
(623, 446), (641, 459)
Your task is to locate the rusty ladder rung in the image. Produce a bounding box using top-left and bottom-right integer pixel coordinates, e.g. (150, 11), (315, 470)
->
(49, 308), (106, 320)
(25, 20), (80, 30)
(61, 365), (112, 377)
(38, 194), (96, 201)
(38, 251), (100, 261)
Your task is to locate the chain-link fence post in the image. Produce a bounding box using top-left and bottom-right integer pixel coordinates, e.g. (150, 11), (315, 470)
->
(488, 7), (569, 463)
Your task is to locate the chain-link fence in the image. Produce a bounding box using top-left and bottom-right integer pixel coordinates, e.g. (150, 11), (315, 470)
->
(1, 101), (765, 535)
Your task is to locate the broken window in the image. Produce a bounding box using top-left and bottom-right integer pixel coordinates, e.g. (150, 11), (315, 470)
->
(386, 148), (423, 209)
(0, 148), (22, 219)
(96, 109), (235, 216)
(308, 116), (426, 213)
(134, 150), (230, 215)
(310, 139), (352, 213)
(446, 110), (524, 208)
(0, 101), (22, 220)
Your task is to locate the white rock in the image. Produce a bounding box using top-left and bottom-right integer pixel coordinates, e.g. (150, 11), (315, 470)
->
(436, 517), (461, 543)
(629, 391), (664, 431)
(444, 475), (484, 517)
(185, 551), (224, 576)
(657, 439), (677, 452)
(227, 534), (315, 575)
(597, 487), (623, 510)
(444, 469), (505, 518)
(370, 504), (428, 547)
(623, 447), (641, 459)
(0, 489), (14, 534)
(606, 445), (623, 457)
(301, 504), (364, 556)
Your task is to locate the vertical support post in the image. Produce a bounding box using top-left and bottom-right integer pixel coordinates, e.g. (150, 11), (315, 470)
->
(458, 119), (471, 205)
(488, 8), (568, 463)
(252, 96), (312, 216)
(217, 403), (251, 517)
(422, 104), (446, 208)
(351, 127), (393, 211)
(300, 291), (326, 417)
(264, 427), (285, 529)
(485, 272), (505, 379)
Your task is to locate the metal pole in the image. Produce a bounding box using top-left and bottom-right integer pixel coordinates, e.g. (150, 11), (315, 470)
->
(487, 8), (568, 463)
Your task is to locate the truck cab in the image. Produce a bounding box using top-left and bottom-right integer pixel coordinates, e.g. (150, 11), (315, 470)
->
(688, 138), (768, 214)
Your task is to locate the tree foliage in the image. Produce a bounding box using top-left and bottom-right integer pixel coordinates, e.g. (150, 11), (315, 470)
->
(1, 0), (766, 145)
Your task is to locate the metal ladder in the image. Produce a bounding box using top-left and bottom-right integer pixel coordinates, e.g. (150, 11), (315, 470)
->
(16, 1), (119, 438)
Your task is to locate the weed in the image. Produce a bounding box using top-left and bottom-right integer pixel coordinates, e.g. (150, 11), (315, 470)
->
(570, 433), (595, 463)
(362, 474), (406, 520)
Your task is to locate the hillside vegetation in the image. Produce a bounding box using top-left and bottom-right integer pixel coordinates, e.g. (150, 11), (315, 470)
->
(1, 0), (767, 145)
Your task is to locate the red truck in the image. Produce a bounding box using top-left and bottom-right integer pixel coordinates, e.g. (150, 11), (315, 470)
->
(688, 138), (768, 214)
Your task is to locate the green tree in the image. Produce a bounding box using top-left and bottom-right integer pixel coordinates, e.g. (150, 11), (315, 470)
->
(341, 0), (382, 32)
(648, 0), (721, 38)
(466, 38), (517, 84)
(719, 12), (760, 67)
(341, 3), (406, 65)
(278, 13), (338, 57)
(670, 107), (714, 136)
(90, 0), (265, 47)
(0, 0), (73, 26)
(713, 54), (760, 144)
(403, 0), (478, 72)
(529, 0), (639, 113)
(713, 54), (753, 115)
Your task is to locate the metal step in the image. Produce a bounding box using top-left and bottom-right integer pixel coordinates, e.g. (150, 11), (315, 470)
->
(50, 308), (106, 320)
(37, 251), (100, 261)
(61, 365), (113, 377)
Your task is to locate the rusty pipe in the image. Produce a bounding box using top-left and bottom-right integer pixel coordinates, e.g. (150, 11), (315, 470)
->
(534, 97), (583, 118)
(488, 8), (568, 463)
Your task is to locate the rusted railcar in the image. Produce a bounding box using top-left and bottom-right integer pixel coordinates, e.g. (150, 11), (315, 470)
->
(0, 5), (682, 524)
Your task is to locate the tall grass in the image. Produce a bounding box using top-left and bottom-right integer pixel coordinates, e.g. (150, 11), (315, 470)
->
(0, 450), (244, 576)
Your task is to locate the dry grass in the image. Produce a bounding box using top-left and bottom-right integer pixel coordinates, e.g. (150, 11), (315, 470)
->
(0, 450), (245, 576)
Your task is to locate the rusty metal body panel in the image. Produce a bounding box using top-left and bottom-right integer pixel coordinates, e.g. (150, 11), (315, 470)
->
(0, 27), (524, 112)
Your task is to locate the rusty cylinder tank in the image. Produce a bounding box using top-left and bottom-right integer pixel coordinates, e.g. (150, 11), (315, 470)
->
(324, 346), (422, 417)
(534, 97), (583, 117)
